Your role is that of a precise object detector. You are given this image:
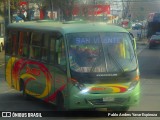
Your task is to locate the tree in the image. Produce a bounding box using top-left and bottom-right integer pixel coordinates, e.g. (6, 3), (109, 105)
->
(49, 0), (76, 21)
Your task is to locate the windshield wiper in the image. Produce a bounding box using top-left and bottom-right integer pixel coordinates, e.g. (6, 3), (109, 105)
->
(90, 50), (103, 72)
(106, 47), (124, 72)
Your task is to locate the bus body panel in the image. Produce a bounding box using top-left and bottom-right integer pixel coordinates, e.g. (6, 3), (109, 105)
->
(5, 56), (68, 103)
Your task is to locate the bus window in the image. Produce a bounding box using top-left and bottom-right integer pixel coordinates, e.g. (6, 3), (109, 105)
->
(50, 38), (55, 64)
(41, 34), (49, 62)
(29, 32), (42, 60)
(49, 32), (64, 65)
(5, 32), (12, 55)
(55, 37), (66, 66)
(67, 32), (136, 72)
(18, 32), (29, 57)
(6, 31), (18, 55)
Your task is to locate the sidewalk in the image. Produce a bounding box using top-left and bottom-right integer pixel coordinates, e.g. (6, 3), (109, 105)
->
(136, 38), (148, 45)
(136, 38), (148, 55)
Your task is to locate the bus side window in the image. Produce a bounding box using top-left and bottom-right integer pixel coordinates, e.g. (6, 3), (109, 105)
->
(30, 32), (42, 60)
(41, 34), (49, 62)
(9, 32), (18, 56)
(55, 38), (66, 66)
(5, 32), (12, 55)
(6, 31), (19, 56)
(18, 32), (29, 57)
(50, 38), (55, 64)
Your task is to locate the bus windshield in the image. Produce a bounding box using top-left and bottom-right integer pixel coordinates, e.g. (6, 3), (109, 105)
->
(67, 32), (137, 73)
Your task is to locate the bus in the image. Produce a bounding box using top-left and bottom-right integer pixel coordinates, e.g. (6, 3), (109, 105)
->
(5, 21), (140, 111)
(147, 12), (160, 38)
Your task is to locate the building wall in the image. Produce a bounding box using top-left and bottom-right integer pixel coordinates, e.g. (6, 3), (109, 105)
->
(129, 1), (160, 21)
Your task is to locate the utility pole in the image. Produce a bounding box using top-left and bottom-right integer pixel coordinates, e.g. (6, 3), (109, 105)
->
(93, 0), (96, 21)
(50, 0), (54, 20)
(8, 0), (11, 24)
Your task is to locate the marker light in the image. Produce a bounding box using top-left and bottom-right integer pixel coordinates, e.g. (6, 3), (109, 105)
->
(70, 78), (85, 90)
(128, 81), (138, 91)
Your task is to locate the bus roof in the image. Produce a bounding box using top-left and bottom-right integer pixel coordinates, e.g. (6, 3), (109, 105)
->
(7, 21), (128, 34)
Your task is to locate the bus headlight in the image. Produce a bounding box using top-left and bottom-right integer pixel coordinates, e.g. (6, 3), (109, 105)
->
(70, 78), (90, 94)
(74, 82), (85, 90)
(80, 88), (90, 94)
(70, 78), (85, 90)
(128, 81), (138, 91)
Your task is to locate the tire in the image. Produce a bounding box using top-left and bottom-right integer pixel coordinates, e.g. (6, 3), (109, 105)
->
(56, 92), (65, 111)
(149, 44), (152, 49)
(22, 81), (30, 100)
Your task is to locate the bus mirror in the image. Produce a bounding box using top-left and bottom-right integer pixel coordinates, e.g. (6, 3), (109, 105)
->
(129, 32), (136, 50)
(129, 32), (134, 38)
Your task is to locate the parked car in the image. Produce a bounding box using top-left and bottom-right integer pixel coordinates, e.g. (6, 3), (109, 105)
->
(148, 35), (160, 49)
(132, 23), (143, 30)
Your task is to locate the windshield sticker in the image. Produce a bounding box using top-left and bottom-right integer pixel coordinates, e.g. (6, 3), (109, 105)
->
(75, 36), (122, 44)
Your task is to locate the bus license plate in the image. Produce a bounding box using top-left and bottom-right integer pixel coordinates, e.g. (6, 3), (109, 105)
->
(103, 97), (115, 102)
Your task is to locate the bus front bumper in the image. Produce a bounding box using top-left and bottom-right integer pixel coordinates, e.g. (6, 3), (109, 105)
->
(68, 82), (140, 110)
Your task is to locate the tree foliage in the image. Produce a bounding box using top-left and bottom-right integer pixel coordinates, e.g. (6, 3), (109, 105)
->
(0, 0), (81, 20)
(49, 0), (76, 20)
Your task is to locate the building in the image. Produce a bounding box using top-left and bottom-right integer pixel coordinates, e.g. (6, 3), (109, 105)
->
(129, 1), (160, 21)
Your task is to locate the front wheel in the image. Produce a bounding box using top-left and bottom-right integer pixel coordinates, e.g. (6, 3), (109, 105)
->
(56, 92), (65, 111)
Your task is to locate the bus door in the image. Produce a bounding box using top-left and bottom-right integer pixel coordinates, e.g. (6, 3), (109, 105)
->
(5, 31), (19, 88)
(26, 32), (50, 98)
(48, 33), (68, 105)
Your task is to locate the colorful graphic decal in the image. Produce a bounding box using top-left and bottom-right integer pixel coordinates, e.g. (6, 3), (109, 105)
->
(6, 57), (66, 102)
(6, 57), (128, 103)
(90, 84), (128, 93)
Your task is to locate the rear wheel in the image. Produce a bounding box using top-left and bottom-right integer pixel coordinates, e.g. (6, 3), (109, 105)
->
(149, 44), (152, 49)
(22, 81), (30, 100)
(56, 92), (65, 111)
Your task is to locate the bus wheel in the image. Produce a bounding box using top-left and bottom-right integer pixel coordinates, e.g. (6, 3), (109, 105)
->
(22, 81), (30, 100)
(149, 44), (152, 49)
(56, 92), (65, 111)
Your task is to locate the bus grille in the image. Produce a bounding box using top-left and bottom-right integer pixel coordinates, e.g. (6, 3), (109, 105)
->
(88, 98), (129, 105)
